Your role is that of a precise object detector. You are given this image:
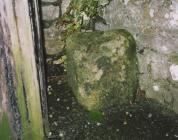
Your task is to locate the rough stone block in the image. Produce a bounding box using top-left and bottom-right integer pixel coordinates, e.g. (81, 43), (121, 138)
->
(42, 5), (59, 20)
(66, 29), (138, 111)
(61, 0), (71, 15)
(44, 25), (65, 55)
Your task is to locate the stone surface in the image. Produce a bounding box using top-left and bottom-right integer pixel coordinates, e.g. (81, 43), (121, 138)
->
(66, 29), (138, 111)
(61, 0), (71, 15)
(45, 37), (64, 55)
(96, 0), (178, 113)
(170, 64), (178, 81)
(44, 25), (65, 55)
(41, 0), (70, 21)
(42, 5), (59, 20)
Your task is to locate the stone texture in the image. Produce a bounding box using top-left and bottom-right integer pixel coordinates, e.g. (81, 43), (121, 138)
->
(45, 37), (64, 55)
(66, 29), (138, 111)
(41, 0), (70, 21)
(42, 5), (59, 20)
(61, 0), (71, 15)
(96, 0), (178, 113)
(44, 25), (65, 55)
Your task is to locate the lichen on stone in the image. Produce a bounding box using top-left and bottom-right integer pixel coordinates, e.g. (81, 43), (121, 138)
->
(66, 29), (138, 111)
(168, 53), (178, 64)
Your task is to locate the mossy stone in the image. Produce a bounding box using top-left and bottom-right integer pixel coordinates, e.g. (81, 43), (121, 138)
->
(169, 53), (178, 64)
(66, 29), (138, 111)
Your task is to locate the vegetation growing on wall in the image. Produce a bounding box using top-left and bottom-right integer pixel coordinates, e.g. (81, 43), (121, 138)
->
(57, 0), (112, 39)
(54, 0), (112, 67)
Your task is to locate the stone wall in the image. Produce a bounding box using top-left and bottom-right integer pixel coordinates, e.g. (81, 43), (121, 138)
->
(41, 0), (70, 55)
(96, 0), (178, 113)
(41, 0), (178, 113)
(41, 0), (70, 27)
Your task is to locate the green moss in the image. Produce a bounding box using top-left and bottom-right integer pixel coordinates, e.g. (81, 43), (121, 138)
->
(67, 29), (135, 49)
(66, 29), (138, 111)
(0, 114), (13, 140)
(88, 111), (104, 122)
(169, 53), (178, 64)
(67, 31), (107, 48)
(147, 62), (152, 75)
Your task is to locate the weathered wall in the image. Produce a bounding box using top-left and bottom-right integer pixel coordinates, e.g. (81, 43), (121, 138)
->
(95, 0), (178, 113)
(41, 0), (70, 27)
(41, 0), (178, 113)
(41, 0), (70, 55)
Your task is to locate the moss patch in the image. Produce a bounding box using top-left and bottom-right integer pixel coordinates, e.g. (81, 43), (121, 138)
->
(66, 29), (138, 111)
(169, 53), (178, 64)
(88, 111), (104, 122)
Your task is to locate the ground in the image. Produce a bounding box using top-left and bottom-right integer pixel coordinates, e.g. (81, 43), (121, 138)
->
(46, 53), (178, 140)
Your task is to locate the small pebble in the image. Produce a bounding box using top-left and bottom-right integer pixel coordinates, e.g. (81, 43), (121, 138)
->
(47, 86), (52, 91)
(96, 122), (101, 126)
(59, 132), (64, 137)
(48, 132), (52, 136)
(123, 121), (127, 125)
(48, 91), (52, 95)
(148, 113), (152, 118)
(54, 121), (58, 126)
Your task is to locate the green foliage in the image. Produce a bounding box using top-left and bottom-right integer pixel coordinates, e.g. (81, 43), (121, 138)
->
(88, 111), (104, 122)
(58, 0), (111, 39)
